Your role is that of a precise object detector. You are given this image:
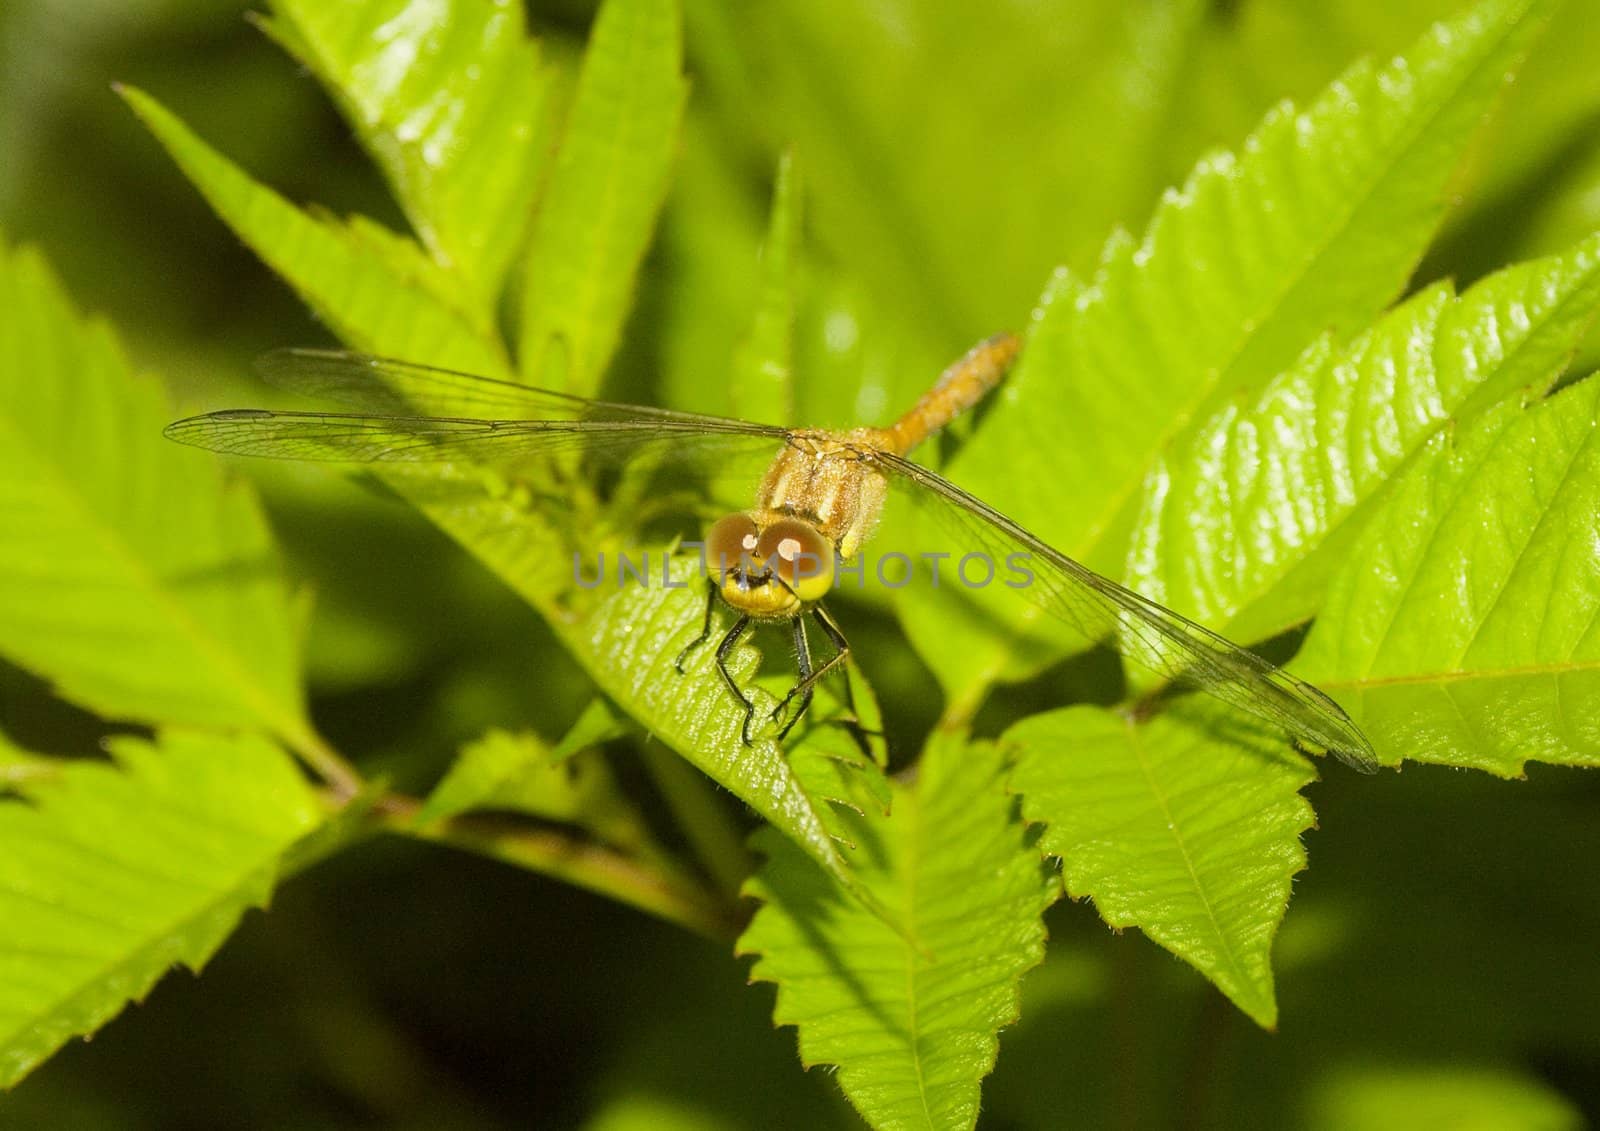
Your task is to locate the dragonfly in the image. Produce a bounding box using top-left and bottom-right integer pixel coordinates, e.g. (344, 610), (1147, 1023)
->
(165, 336), (1380, 773)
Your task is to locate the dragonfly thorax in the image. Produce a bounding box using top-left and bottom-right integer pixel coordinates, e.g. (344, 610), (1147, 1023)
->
(757, 428), (891, 562)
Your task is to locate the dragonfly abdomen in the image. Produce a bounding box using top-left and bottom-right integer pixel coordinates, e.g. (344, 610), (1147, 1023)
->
(882, 332), (1020, 455)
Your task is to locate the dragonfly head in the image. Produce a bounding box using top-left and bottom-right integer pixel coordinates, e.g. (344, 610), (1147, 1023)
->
(702, 513), (834, 619)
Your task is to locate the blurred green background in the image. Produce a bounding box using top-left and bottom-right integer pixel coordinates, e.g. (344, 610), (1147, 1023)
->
(2, 1), (1599, 1127)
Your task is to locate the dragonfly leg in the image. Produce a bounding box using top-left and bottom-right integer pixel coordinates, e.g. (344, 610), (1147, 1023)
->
(815, 607), (859, 721)
(773, 615), (815, 742)
(773, 604), (851, 741)
(812, 605), (883, 761)
(675, 579), (719, 674)
(714, 614), (757, 745)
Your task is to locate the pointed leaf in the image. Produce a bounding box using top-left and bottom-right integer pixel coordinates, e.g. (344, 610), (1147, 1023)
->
(1128, 231), (1600, 646)
(550, 697), (631, 762)
(0, 731), (322, 1089)
(131, 6), (893, 932)
(120, 86), (509, 376)
(377, 501), (898, 929)
(903, 0), (1558, 697)
(685, 0), (1211, 337)
(1007, 702), (1316, 1027)
(417, 727), (650, 855)
(730, 149), (800, 425)
(580, 555), (899, 927)
(1295, 376), (1600, 774)
(260, 0), (556, 307)
(517, 0), (688, 393)
(0, 240), (309, 744)
(739, 734), (1059, 1131)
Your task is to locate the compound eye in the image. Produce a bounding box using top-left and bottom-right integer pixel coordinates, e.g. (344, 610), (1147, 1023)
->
(704, 514), (759, 579)
(756, 519), (834, 603)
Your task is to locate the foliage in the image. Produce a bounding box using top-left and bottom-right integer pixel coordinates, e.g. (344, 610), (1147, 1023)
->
(1009, 703), (1313, 1029)
(1295, 370), (1600, 773)
(0, 241), (308, 744)
(2, 0), (1600, 1126)
(740, 734), (1057, 1129)
(0, 730), (321, 1088)
(0, 238), (330, 1086)
(900, 0), (1559, 695)
(118, 0), (903, 927)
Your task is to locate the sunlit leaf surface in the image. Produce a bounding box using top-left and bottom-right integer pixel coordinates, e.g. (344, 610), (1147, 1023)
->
(1296, 376), (1600, 774)
(0, 732), (321, 1089)
(517, 0), (688, 394)
(1008, 701), (1316, 1028)
(260, 0), (556, 309)
(901, 0), (1557, 698)
(0, 240), (308, 742)
(125, 2), (895, 924)
(740, 733), (1058, 1130)
(1128, 232), (1600, 647)
(0, 731), (54, 789)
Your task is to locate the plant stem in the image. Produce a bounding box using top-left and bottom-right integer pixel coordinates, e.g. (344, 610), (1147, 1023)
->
(289, 724), (365, 802)
(373, 793), (744, 942)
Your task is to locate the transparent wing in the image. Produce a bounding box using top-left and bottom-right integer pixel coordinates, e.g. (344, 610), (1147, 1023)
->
(164, 408), (782, 468)
(166, 349), (790, 471)
(253, 348), (785, 433)
(871, 450), (1380, 773)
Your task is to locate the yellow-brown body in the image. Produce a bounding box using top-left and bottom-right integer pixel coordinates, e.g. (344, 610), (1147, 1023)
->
(711, 333), (1020, 618)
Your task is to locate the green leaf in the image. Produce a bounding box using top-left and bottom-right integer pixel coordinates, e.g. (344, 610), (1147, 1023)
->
(1007, 702), (1316, 1027)
(739, 733), (1059, 1130)
(127, 0), (898, 932)
(892, 273), (1087, 702)
(259, 0), (556, 309)
(389, 505), (893, 928)
(0, 731), (56, 789)
(1127, 231), (1600, 648)
(686, 0), (1211, 338)
(901, 0), (1559, 699)
(581, 556), (899, 928)
(417, 727), (650, 855)
(729, 149), (800, 426)
(0, 730), (322, 1089)
(1177, 0), (1600, 290)
(517, 0), (688, 394)
(655, 112), (770, 419)
(119, 85), (510, 377)
(1305, 1064), (1584, 1131)
(1295, 375), (1600, 775)
(550, 697), (632, 762)
(0, 239), (310, 745)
